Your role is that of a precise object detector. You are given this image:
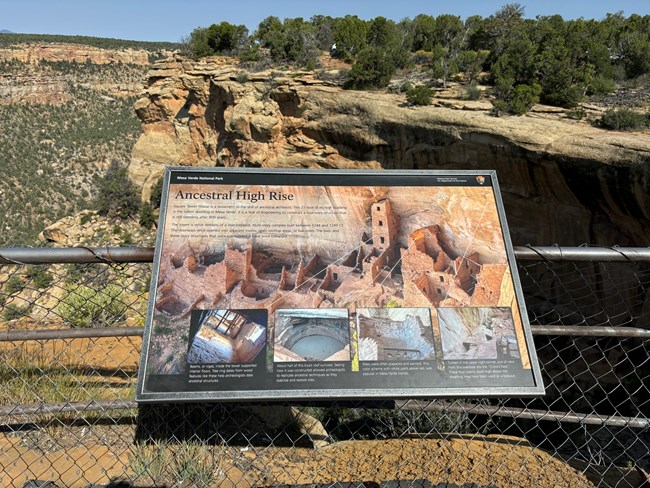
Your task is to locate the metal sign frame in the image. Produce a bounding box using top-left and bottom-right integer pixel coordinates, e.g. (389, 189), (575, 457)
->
(136, 167), (545, 402)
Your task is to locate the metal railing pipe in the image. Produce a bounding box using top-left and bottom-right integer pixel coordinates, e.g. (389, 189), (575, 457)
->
(1, 246), (650, 265)
(0, 247), (155, 264)
(514, 245), (650, 262)
(0, 326), (145, 341)
(1, 325), (648, 342)
(397, 400), (649, 429)
(530, 325), (650, 338)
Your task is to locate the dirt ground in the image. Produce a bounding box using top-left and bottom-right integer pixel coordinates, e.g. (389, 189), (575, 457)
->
(0, 432), (611, 487)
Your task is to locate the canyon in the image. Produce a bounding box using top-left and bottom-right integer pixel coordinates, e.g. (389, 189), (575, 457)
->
(130, 55), (650, 247)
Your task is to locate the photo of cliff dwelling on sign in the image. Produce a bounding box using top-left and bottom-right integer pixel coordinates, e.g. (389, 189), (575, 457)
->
(437, 307), (520, 361)
(357, 308), (435, 361)
(274, 309), (350, 362)
(154, 185), (511, 316)
(187, 309), (267, 364)
(149, 184), (518, 375)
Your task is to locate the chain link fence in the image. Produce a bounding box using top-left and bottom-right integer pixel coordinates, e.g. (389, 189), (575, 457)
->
(0, 246), (648, 488)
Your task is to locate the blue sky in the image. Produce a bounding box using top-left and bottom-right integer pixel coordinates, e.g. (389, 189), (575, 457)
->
(2, 0), (650, 42)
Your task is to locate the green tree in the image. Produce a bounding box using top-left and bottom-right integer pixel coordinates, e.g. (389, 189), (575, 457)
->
(432, 14), (465, 50)
(491, 35), (536, 98)
(187, 22), (248, 57)
(255, 16), (283, 47)
(366, 16), (410, 69)
(311, 15), (336, 50)
(186, 27), (212, 58)
(621, 31), (650, 78)
(367, 16), (400, 50)
(430, 44), (458, 87)
(458, 49), (489, 83)
(262, 18), (319, 65)
(411, 14), (437, 52)
(530, 15), (595, 107)
(473, 3), (526, 63)
(333, 16), (368, 60)
(345, 47), (395, 89)
(94, 160), (141, 220)
(205, 22), (248, 54)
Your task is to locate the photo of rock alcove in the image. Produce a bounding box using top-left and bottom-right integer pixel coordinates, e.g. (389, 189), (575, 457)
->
(357, 308), (435, 361)
(437, 307), (520, 360)
(274, 309), (350, 362)
(187, 309), (267, 364)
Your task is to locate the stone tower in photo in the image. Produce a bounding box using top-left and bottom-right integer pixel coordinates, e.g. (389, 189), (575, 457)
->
(371, 199), (398, 253)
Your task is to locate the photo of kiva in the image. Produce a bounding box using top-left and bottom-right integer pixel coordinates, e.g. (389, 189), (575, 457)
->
(187, 309), (267, 364)
(437, 307), (520, 360)
(274, 309), (350, 362)
(357, 308), (435, 361)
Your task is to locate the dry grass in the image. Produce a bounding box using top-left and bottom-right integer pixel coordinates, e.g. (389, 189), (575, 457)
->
(0, 340), (136, 406)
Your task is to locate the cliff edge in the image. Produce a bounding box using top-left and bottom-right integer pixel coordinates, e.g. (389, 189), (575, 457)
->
(129, 56), (650, 246)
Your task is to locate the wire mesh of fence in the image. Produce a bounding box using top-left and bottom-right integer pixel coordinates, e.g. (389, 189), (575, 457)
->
(0, 247), (647, 488)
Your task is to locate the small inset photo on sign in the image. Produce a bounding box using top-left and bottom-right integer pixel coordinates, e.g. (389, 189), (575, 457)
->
(437, 307), (520, 360)
(274, 309), (350, 362)
(187, 309), (267, 364)
(357, 308), (435, 361)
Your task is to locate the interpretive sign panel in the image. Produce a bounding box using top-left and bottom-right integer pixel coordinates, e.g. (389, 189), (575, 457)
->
(135, 168), (544, 402)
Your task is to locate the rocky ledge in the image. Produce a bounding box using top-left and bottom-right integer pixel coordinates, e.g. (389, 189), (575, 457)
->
(129, 56), (650, 246)
(0, 42), (150, 65)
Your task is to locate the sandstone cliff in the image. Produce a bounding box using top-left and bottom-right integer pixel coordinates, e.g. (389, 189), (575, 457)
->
(129, 56), (650, 246)
(0, 43), (150, 65)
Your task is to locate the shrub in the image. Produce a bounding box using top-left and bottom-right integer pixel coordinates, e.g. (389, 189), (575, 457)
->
(598, 108), (648, 131)
(121, 230), (135, 246)
(57, 284), (127, 328)
(565, 108), (586, 120)
(238, 44), (261, 62)
(3, 303), (30, 321)
(508, 83), (541, 115)
(400, 80), (414, 93)
(79, 212), (94, 225)
(150, 176), (164, 209)
(406, 86), (434, 106)
(5, 275), (25, 294)
(541, 84), (584, 109)
(491, 99), (509, 117)
(587, 76), (617, 96)
(25, 265), (54, 289)
(139, 202), (156, 229)
(304, 58), (317, 71)
(412, 50), (433, 65)
(94, 160), (141, 220)
(235, 71), (249, 83)
(463, 84), (482, 101)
